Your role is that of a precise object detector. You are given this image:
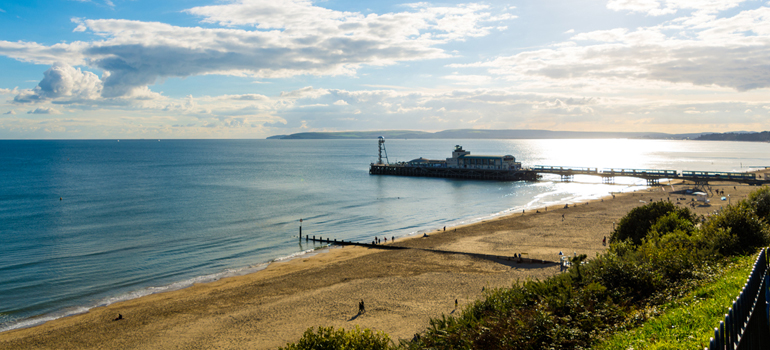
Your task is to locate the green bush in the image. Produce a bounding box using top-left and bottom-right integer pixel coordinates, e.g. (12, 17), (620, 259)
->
(610, 202), (695, 245)
(279, 326), (393, 350)
(700, 202), (770, 256)
(746, 186), (770, 222)
(648, 211), (696, 236)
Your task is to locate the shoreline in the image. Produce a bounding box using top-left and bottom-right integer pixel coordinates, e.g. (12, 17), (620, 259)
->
(1, 178), (766, 349)
(0, 179), (649, 334)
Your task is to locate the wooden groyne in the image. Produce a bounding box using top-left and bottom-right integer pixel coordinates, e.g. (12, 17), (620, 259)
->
(301, 234), (558, 264)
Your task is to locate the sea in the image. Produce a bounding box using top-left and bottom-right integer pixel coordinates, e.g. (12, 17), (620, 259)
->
(1, 138), (770, 332)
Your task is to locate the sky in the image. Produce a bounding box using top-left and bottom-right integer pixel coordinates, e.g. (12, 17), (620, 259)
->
(1, 0), (769, 139)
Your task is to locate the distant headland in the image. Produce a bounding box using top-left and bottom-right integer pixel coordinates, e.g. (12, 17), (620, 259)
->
(267, 129), (770, 141)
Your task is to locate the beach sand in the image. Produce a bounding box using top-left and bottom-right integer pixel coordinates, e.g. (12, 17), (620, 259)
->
(1, 178), (767, 349)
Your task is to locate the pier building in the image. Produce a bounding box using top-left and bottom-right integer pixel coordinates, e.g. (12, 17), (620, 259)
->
(369, 138), (535, 180)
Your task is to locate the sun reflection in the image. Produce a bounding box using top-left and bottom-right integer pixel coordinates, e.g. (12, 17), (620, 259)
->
(513, 139), (675, 170)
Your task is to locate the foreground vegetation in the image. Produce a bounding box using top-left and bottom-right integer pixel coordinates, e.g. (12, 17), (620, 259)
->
(593, 255), (754, 349)
(281, 187), (770, 349)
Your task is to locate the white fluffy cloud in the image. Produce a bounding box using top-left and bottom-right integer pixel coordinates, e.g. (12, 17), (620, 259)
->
(0, 0), (510, 99)
(14, 63), (102, 103)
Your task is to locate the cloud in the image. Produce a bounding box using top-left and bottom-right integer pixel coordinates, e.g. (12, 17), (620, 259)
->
(27, 107), (61, 114)
(453, 6), (770, 91)
(607, 0), (746, 16)
(444, 74), (493, 85)
(219, 93), (270, 101)
(280, 86), (330, 100)
(260, 86), (769, 133)
(14, 62), (103, 103)
(0, 1), (509, 98)
(3, 110), (16, 115)
(333, 100), (348, 105)
(571, 28), (628, 42)
(72, 18), (88, 32)
(72, 0), (115, 9)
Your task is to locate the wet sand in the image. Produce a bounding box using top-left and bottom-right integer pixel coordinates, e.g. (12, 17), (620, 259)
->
(1, 178), (767, 349)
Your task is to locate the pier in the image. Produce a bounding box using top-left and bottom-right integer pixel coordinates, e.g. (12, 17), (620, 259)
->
(372, 163), (768, 185)
(531, 166), (768, 186)
(367, 138), (769, 185)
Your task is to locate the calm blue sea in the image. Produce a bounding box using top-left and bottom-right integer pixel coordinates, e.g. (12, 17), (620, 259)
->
(1, 139), (769, 332)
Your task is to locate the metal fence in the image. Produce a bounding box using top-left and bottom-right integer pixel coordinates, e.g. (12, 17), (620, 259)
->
(706, 248), (769, 350)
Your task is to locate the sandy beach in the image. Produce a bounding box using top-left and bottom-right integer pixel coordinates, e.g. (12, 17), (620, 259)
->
(1, 177), (767, 349)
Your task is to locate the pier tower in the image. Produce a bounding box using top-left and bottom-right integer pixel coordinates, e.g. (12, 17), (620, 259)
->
(377, 136), (390, 165)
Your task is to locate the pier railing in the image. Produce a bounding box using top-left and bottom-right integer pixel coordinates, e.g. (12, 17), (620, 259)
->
(705, 247), (769, 350)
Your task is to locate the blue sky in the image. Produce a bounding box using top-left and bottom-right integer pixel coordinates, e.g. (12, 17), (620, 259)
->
(1, 0), (769, 139)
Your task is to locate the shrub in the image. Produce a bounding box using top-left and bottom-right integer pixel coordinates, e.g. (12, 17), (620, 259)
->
(279, 326), (393, 350)
(699, 202), (770, 256)
(648, 211), (696, 236)
(610, 201), (695, 245)
(746, 186), (770, 222)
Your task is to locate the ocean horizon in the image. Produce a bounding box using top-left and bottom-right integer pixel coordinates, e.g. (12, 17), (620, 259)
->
(2, 138), (769, 332)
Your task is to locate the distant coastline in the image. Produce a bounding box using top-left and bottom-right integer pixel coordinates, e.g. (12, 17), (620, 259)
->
(266, 129), (768, 140)
(695, 131), (770, 142)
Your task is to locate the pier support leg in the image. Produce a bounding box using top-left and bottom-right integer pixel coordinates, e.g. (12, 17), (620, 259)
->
(646, 178), (660, 186)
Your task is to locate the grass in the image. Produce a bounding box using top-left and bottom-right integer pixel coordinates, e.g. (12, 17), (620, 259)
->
(593, 255), (756, 350)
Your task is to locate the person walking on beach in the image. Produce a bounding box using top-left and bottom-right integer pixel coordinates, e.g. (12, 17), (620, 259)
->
(360, 299), (366, 314)
(602, 236), (606, 246)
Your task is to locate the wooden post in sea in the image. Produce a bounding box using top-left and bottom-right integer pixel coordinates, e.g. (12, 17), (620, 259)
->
(299, 218), (303, 240)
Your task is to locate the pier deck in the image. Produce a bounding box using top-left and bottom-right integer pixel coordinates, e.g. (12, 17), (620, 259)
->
(532, 165), (768, 185)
